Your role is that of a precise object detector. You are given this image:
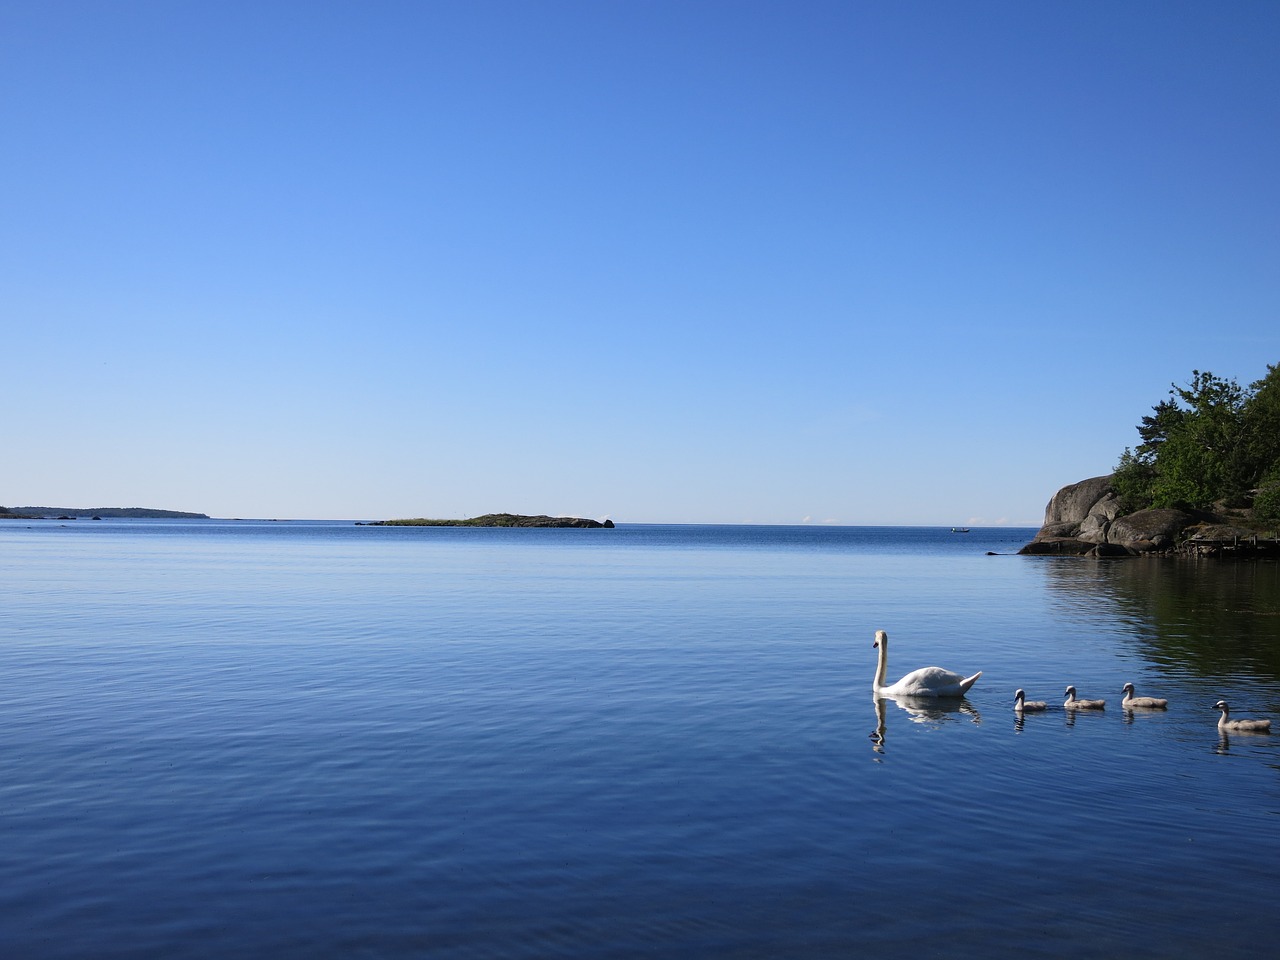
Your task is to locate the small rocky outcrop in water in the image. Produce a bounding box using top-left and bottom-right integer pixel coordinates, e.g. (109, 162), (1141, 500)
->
(1019, 476), (1276, 557)
(361, 513), (614, 528)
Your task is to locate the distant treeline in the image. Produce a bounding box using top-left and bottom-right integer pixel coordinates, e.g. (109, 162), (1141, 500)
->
(1113, 363), (1280, 523)
(7, 507), (211, 519)
(362, 513), (613, 528)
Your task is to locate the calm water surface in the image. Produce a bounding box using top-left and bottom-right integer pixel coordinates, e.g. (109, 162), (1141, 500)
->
(2, 521), (1278, 958)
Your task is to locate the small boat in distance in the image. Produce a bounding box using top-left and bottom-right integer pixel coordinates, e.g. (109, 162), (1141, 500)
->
(951, 527), (970, 533)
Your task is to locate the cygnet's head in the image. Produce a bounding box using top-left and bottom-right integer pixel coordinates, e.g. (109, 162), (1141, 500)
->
(1215, 700), (1230, 712)
(1122, 682), (1136, 695)
(1014, 689), (1026, 700)
(1064, 685), (1077, 697)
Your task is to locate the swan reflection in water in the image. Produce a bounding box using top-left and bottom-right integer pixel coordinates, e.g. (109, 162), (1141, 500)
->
(870, 694), (982, 754)
(1121, 703), (1173, 725)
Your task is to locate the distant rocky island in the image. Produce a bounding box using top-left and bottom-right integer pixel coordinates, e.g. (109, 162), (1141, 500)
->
(359, 513), (614, 528)
(1, 506), (210, 520)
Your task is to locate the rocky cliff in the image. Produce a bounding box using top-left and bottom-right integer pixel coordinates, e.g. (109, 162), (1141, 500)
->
(1019, 475), (1270, 556)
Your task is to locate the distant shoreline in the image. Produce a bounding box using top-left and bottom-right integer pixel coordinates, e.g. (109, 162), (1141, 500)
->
(3, 506), (210, 520)
(358, 513), (614, 529)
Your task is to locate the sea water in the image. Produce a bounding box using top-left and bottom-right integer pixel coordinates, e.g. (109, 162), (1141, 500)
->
(1, 521), (1278, 958)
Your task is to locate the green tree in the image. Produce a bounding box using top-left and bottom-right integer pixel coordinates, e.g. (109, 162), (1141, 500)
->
(1244, 364), (1280, 523)
(1111, 449), (1151, 512)
(1152, 371), (1247, 509)
(1241, 364), (1280, 476)
(1116, 371), (1254, 514)
(1112, 395), (1189, 511)
(1135, 398), (1185, 457)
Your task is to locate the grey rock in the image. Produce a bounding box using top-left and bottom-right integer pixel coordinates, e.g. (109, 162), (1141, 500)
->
(1043, 476), (1115, 526)
(1090, 542), (1133, 557)
(1038, 520), (1085, 539)
(1021, 474), (1276, 557)
(1018, 537), (1098, 556)
(1021, 477), (1197, 555)
(1107, 509), (1196, 545)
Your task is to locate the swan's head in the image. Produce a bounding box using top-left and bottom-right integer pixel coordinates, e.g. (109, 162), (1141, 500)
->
(1064, 685), (1077, 697)
(873, 629), (887, 649)
(1014, 689), (1026, 700)
(1122, 682), (1135, 695)
(1215, 700), (1230, 713)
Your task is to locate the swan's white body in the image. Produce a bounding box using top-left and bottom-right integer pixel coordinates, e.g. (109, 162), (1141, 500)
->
(872, 630), (980, 698)
(1121, 682), (1168, 709)
(1064, 686), (1105, 709)
(1216, 700), (1271, 733)
(1014, 689), (1047, 712)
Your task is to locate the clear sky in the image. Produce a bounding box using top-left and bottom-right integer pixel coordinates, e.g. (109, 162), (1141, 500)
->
(4, 1), (1278, 524)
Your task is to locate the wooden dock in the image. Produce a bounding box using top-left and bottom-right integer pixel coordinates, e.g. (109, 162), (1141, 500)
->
(1178, 535), (1280, 558)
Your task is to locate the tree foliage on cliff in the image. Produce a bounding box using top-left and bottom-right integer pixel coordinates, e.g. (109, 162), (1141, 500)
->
(1113, 364), (1280, 522)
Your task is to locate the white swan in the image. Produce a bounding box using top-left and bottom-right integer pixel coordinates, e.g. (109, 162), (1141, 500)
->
(1121, 682), (1168, 709)
(871, 629), (980, 698)
(1064, 685), (1105, 709)
(1014, 689), (1047, 712)
(1215, 700), (1271, 733)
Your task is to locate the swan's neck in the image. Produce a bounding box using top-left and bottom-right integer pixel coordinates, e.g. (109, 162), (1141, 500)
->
(873, 639), (887, 690)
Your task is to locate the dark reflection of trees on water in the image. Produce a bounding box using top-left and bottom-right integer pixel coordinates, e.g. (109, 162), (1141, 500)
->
(1031, 558), (1280, 681)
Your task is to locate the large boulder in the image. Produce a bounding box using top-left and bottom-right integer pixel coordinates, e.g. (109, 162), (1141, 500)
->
(1077, 494), (1125, 543)
(1042, 475), (1116, 528)
(1019, 476), (1199, 555)
(1020, 475), (1124, 552)
(1107, 509), (1196, 548)
(1035, 475), (1125, 544)
(1018, 537), (1101, 556)
(1021, 475), (1275, 557)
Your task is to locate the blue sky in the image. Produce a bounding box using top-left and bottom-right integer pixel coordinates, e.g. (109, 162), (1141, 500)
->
(4, 1), (1278, 524)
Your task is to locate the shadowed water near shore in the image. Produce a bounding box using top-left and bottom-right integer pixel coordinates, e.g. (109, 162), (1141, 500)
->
(1036, 555), (1280, 681)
